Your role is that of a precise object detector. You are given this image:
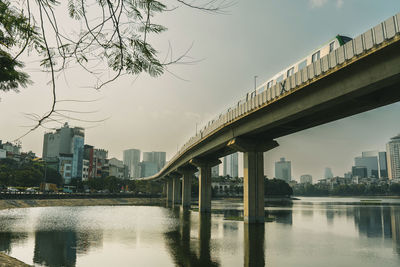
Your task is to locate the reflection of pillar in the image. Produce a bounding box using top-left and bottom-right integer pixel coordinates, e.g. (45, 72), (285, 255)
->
(166, 178), (173, 205)
(163, 181), (167, 197)
(178, 166), (198, 209)
(244, 224), (265, 267)
(228, 138), (278, 223)
(173, 175), (182, 205)
(199, 213), (212, 262)
(391, 207), (400, 254)
(190, 158), (221, 213)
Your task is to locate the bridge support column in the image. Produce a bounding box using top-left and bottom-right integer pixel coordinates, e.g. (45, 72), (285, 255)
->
(190, 158), (221, 213)
(172, 175), (181, 205)
(178, 166), (198, 209)
(228, 138), (279, 223)
(166, 178), (173, 205)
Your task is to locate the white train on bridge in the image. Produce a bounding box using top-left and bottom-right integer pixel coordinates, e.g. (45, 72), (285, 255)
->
(162, 12), (400, 174)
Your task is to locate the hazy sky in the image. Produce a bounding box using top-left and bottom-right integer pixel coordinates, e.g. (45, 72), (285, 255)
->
(1, 0), (400, 181)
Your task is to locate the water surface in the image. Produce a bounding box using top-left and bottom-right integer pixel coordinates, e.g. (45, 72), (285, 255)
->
(0, 197), (399, 266)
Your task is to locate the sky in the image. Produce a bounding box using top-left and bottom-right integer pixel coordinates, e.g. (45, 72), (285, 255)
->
(1, 0), (400, 181)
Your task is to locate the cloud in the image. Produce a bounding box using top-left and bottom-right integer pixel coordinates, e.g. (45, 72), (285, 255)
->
(309, 0), (328, 8)
(309, 0), (344, 8)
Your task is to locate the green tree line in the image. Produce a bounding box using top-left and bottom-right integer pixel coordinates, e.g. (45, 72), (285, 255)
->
(0, 158), (62, 187)
(294, 183), (400, 196)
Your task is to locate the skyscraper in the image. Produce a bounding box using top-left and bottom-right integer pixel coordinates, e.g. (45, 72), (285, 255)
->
(379, 151), (388, 178)
(354, 151), (379, 178)
(386, 134), (400, 180)
(300, 174), (312, 184)
(275, 157), (291, 182)
(223, 153), (238, 178)
(42, 123), (84, 183)
(140, 151), (166, 177)
(324, 167), (334, 179)
(211, 165), (219, 177)
(123, 149), (141, 178)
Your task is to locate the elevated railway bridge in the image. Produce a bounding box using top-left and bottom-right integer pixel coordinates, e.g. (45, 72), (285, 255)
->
(143, 13), (400, 223)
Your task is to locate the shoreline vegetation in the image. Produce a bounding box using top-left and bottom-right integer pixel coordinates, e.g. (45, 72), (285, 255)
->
(0, 253), (31, 267)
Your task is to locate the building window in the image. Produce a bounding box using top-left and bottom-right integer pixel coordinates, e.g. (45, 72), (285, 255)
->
(312, 51), (320, 63)
(267, 81), (273, 89)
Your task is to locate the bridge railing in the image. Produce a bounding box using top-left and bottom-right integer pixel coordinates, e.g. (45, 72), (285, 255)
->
(155, 13), (400, 179)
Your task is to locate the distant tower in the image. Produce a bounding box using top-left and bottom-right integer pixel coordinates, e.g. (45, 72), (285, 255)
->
(223, 153), (238, 178)
(211, 165), (220, 177)
(300, 174), (312, 184)
(123, 149), (141, 178)
(386, 134), (400, 180)
(275, 157), (291, 182)
(354, 151), (379, 178)
(324, 167), (333, 179)
(42, 122), (84, 184)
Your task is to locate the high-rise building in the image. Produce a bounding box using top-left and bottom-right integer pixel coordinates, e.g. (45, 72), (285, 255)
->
(354, 151), (379, 178)
(123, 149), (141, 178)
(93, 149), (108, 178)
(83, 145), (94, 179)
(352, 166), (367, 178)
(140, 151), (166, 177)
(143, 151), (166, 171)
(109, 158), (126, 179)
(386, 134), (400, 180)
(42, 123), (84, 183)
(211, 165), (220, 177)
(300, 174), (312, 184)
(275, 157), (291, 182)
(223, 153), (238, 178)
(140, 161), (158, 177)
(378, 151), (388, 178)
(324, 167), (333, 179)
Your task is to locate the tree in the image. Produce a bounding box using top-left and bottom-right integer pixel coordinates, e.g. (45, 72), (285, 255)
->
(0, 0), (231, 134)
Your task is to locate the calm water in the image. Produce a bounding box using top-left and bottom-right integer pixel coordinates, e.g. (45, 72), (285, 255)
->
(0, 197), (399, 267)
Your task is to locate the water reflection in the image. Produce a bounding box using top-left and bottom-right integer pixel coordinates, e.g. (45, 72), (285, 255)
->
(244, 224), (265, 267)
(0, 200), (399, 266)
(0, 232), (27, 253)
(164, 209), (219, 267)
(34, 230), (77, 267)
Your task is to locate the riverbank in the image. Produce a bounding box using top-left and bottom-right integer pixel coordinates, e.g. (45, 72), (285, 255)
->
(0, 197), (164, 211)
(0, 253), (31, 267)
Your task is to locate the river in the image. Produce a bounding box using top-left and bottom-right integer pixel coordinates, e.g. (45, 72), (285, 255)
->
(0, 197), (399, 266)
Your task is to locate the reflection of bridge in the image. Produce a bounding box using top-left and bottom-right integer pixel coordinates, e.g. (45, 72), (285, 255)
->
(144, 13), (400, 223)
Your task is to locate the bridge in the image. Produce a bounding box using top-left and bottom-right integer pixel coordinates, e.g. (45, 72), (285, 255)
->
(144, 13), (400, 223)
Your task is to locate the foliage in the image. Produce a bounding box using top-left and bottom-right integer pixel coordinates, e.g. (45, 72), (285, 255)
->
(0, 0), (230, 133)
(265, 178), (293, 196)
(83, 176), (162, 194)
(0, 158), (62, 187)
(293, 182), (400, 196)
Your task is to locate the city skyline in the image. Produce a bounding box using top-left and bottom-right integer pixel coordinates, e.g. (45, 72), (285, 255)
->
(1, 1), (400, 181)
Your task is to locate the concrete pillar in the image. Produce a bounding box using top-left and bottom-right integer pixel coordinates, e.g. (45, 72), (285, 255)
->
(190, 158), (221, 213)
(244, 223), (265, 267)
(166, 178), (173, 205)
(228, 138), (279, 223)
(178, 166), (198, 209)
(243, 151), (264, 223)
(172, 175), (181, 205)
(199, 166), (212, 212)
